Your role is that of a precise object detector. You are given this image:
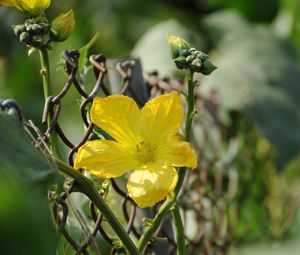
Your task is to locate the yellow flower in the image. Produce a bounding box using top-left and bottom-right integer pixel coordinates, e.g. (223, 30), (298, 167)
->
(74, 92), (197, 208)
(0, 0), (51, 17)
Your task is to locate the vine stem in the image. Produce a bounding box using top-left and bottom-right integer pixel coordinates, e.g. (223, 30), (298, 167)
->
(171, 205), (186, 255)
(137, 71), (195, 254)
(55, 159), (140, 255)
(39, 48), (62, 159)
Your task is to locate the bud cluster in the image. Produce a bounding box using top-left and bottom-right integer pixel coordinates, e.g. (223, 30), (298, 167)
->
(12, 9), (75, 49)
(174, 48), (217, 75)
(167, 34), (217, 75)
(13, 18), (51, 49)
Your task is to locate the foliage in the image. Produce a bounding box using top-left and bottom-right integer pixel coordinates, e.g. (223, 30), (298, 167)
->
(0, 114), (59, 255)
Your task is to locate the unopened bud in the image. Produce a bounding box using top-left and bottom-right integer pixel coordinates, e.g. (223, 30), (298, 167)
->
(19, 31), (30, 43)
(186, 55), (195, 64)
(174, 56), (187, 70)
(166, 33), (190, 59)
(200, 59), (217, 75)
(198, 52), (209, 62)
(26, 23), (42, 33)
(51, 9), (75, 42)
(12, 24), (26, 36)
(190, 58), (202, 72)
(180, 49), (189, 57)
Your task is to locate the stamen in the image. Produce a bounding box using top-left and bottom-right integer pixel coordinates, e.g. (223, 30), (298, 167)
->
(136, 141), (154, 163)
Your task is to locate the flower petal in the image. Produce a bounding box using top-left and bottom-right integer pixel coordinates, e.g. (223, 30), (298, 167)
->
(140, 92), (184, 146)
(74, 140), (138, 178)
(0, 0), (16, 7)
(155, 136), (197, 169)
(91, 96), (141, 148)
(22, 0), (50, 10)
(1, 0), (51, 15)
(127, 163), (178, 208)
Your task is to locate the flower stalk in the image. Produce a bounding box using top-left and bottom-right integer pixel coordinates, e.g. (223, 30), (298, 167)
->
(171, 71), (195, 255)
(39, 48), (62, 159)
(171, 205), (186, 255)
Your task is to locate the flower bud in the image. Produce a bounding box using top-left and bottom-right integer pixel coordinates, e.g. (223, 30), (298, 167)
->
(51, 9), (75, 42)
(200, 59), (217, 75)
(186, 55), (195, 64)
(180, 49), (189, 57)
(166, 33), (190, 59)
(14, 17), (51, 49)
(19, 31), (30, 43)
(12, 24), (26, 36)
(190, 58), (202, 72)
(26, 23), (42, 33)
(173, 56), (187, 70)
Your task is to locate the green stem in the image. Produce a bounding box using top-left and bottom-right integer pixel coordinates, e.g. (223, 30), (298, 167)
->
(39, 48), (62, 159)
(173, 71), (195, 196)
(137, 71), (195, 254)
(184, 71), (196, 143)
(137, 196), (175, 253)
(171, 205), (186, 255)
(55, 159), (140, 255)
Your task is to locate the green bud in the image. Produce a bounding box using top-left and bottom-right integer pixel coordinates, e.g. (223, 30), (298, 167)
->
(40, 23), (51, 33)
(19, 31), (30, 43)
(31, 34), (43, 44)
(190, 58), (202, 72)
(26, 24), (42, 33)
(189, 48), (196, 53)
(186, 55), (195, 64)
(200, 59), (217, 75)
(166, 33), (190, 59)
(198, 51), (209, 61)
(179, 49), (189, 57)
(173, 56), (187, 70)
(12, 24), (26, 37)
(15, 17), (52, 49)
(25, 19), (35, 26)
(51, 9), (75, 42)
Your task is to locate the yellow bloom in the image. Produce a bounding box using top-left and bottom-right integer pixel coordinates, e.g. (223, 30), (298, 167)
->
(0, 0), (51, 17)
(74, 92), (197, 208)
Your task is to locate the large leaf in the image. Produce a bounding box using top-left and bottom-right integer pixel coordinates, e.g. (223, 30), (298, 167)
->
(0, 170), (58, 255)
(0, 114), (62, 186)
(199, 11), (300, 165)
(0, 114), (60, 254)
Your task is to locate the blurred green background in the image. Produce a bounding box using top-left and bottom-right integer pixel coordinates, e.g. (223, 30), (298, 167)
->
(1, 0), (300, 254)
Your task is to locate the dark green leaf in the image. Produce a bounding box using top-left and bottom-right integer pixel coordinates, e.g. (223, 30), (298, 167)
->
(200, 11), (300, 166)
(0, 115), (60, 255)
(0, 113), (62, 186)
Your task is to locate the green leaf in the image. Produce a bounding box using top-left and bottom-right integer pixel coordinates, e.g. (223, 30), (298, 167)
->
(0, 113), (62, 186)
(200, 11), (300, 166)
(0, 114), (60, 254)
(0, 171), (58, 255)
(78, 32), (100, 73)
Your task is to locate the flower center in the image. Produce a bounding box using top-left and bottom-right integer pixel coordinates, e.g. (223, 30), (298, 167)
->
(136, 141), (154, 164)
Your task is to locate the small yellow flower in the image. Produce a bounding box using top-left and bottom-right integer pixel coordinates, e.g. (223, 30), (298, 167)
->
(74, 92), (197, 208)
(0, 0), (51, 17)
